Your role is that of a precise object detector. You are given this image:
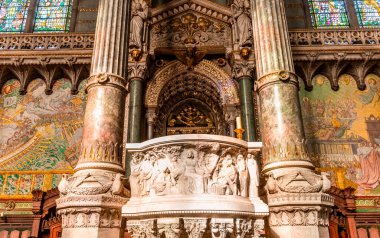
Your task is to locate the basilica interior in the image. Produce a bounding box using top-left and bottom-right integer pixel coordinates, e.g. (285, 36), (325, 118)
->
(0, 0), (380, 237)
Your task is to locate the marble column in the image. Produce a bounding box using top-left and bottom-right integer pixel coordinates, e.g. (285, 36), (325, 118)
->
(127, 61), (147, 143)
(56, 0), (130, 237)
(233, 60), (256, 142)
(250, 0), (333, 237)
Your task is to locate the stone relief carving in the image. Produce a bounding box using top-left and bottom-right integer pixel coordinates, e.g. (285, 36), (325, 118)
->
(129, 143), (260, 198)
(184, 218), (207, 238)
(58, 207), (123, 229)
(265, 170), (331, 194)
(58, 170), (130, 198)
(269, 206), (332, 227)
(150, 12), (232, 49)
(231, 0), (253, 47)
(130, 0), (149, 49)
(128, 61), (148, 80)
(126, 218), (261, 238)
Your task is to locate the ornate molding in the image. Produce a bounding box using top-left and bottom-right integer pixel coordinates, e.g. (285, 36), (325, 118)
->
(58, 207), (123, 229)
(77, 141), (123, 165)
(289, 29), (380, 47)
(255, 70), (299, 91)
(86, 73), (128, 91)
(269, 206), (332, 227)
(145, 60), (239, 107)
(150, 0), (232, 24)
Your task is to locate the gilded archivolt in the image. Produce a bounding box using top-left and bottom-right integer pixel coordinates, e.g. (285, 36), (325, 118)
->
(144, 60), (238, 107)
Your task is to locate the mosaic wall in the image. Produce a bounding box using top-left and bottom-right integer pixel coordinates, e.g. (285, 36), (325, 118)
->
(0, 78), (86, 199)
(300, 74), (380, 196)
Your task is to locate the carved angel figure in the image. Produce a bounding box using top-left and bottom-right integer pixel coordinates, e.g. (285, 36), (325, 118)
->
(237, 154), (249, 197)
(212, 154), (238, 195)
(231, 0), (252, 47)
(130, 0), (148, 49)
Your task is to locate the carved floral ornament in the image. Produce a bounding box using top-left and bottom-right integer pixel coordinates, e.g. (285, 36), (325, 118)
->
(150, 12), (231, 49)
(144, 60), (239, 107)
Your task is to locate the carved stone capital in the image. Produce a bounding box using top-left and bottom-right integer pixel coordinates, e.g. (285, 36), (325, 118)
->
(235, 219), (253, 238)
(145, 110), (157, 124)
(210, 218), (234, 238)
(183, 218), (207, 238)
(128, 61), (148, 80)
(232, 61), (255, 79)
(157, 218), (183, 238)
(86, 73), (127, 91)
(255, 70), (299, 91)
(127, 219), (157, 238)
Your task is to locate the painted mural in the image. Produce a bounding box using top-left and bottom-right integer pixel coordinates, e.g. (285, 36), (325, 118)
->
(300, 74), (380, 196)
(0, 78), (86, 199)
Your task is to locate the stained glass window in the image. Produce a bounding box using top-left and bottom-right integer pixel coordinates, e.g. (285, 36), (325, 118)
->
(354, 0), (380, 27)
(0, 0), (30, 32)
(33, 0), (72, 32)
(308, 0), (350, 28)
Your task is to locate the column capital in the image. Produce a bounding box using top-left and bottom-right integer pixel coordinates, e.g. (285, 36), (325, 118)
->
(128, 61), (149, 81)
(232, 60), (256, 79)
(86, 73), (128, 92)
(255, 70), (299, 91)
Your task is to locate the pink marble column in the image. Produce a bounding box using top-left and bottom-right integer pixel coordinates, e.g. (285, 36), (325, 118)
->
(250, 0), (333, 237)
(56, 0), (130, 237)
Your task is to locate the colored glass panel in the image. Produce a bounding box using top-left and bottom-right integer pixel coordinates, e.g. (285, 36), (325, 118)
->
(34, 0), (72, 32)
(0, 0), (30, 32)
(308, 0), (350, 28)
(354, 0), (380, 27)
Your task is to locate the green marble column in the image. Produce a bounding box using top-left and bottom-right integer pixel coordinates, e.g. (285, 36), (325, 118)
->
(127, 78), (143, 143)
(239, 76), (256, 141)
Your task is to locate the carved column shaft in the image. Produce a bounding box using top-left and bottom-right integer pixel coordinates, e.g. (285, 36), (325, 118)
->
(250, 0), (309, 169)
(57, 0), (130, 237)
(239, 76), (256, 141)
(127, 62), (148, 143)
(250, 1), (334, 238)
(128, 79), (143, 143)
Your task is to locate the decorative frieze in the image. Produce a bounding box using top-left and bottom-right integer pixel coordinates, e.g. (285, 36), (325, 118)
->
(184, 218), (207, 238)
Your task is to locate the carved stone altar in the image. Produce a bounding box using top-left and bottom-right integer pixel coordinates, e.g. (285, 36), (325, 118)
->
(123, 134), (268, 237)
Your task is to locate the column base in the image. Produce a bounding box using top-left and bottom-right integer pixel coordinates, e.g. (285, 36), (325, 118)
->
(270, 226), (329, 238)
